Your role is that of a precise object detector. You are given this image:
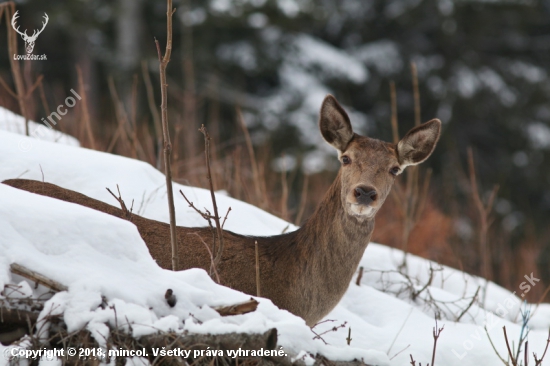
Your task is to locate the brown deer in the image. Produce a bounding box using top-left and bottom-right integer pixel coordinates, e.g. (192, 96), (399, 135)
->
(3, 95), (441, 326)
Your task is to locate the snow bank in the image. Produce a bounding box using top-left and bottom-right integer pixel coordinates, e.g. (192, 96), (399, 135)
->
(0, 122), (549, 366)
(0, 107), (79, 147)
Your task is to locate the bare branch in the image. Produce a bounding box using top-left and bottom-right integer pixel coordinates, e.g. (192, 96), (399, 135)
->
(200, 125), (226, 270)
(156, 0), (178, 270)
(188, 232), (220, 283)
(221, 207), (232, 229)
(9, 263), (68, 292)
(255, 240), (261, 297)
(503, 326), (518, 366)
(431, 318), (444, 366)
(106, 185), (133, 220)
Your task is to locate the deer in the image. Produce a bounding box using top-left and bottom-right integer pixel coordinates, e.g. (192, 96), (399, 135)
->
(3, 95), (441, 326)
(11, 11), (49, 54)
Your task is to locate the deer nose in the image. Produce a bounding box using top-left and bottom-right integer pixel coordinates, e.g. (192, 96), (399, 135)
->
(354, 186), (378, 206)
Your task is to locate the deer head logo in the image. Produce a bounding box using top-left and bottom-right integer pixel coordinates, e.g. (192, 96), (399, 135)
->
(11, 11), (49, 54)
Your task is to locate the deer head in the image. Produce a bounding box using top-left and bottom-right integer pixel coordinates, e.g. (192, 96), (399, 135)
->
(11, 11), (49, 54)
(319, 95), (441, 222)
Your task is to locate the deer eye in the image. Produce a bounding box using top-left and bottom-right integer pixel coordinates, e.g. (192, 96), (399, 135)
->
(390, 166), (400, 176)
(342, 155), (351, 165)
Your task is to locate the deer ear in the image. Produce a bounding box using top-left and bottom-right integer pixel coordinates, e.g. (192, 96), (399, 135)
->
(319, 95), (354, 151)
(397, 119), (441, 168)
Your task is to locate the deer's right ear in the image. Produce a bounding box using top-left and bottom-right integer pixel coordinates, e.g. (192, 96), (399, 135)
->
(319, 95), (354, 152)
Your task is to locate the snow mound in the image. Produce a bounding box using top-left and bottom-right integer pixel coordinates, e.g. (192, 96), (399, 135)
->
(0, 119), (549, 366)
(0, 107), (79, 148)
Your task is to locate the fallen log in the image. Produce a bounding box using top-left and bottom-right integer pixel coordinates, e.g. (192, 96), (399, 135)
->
(213, 298), (259, 316)
(9, 263), (68, 292)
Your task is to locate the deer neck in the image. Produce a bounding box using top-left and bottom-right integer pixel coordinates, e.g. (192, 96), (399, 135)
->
(298, 170), (374, 257)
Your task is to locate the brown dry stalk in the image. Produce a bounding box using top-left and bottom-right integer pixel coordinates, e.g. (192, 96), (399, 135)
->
(467, 147), (499, 283)
(431, 320), (444, 366)
(38, 78), (51, 118)
(534, 329), (550, 365)
(199, 125), (225, 270)
(130, 73), (139, 158)
(411, 62), (421, 127)
(155, 0), (178, 271)
(280, 154), (289, 221)
(390, 81), (399, 144)
(188, 232), (220, 283)
(182, 2), (198, 162)
(355, 266), (363, 286)
(4, 3), (28, 135)
(106, 185), (133, 220)
(388, 70), (431, 263)
(503, 326), (518, 366)
(236, 106), (263, 207)
(294, 174), (309, 225)
(106, 76), (131, 152)
(141, 60), (163, 169)
(76, 66), (96, 149)
(255, 240), (261, 297)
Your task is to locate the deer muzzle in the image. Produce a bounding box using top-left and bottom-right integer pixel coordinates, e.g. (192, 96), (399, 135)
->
(353, 186), (378, 206)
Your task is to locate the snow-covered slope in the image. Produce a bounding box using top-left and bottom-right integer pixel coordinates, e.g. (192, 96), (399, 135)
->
(0, 107), (79, 148)
(0, 120), (549, 366)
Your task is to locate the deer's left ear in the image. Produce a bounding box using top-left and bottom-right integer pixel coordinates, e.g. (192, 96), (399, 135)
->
(319, 95), (354, 152)
(397, 119), (441, 168)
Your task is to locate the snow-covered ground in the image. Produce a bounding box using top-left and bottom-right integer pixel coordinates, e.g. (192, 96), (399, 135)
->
(0, 109), (549, 366)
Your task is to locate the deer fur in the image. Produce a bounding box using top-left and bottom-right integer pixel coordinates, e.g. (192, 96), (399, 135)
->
(3, 95), (441, 326)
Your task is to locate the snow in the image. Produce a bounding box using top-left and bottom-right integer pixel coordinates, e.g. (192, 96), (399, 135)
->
(453, 65), (517, 106)
(352, 40), (403, 76)
(0, 107), (79, 148)
(527, 122), (550, 150)
(290, 34), (368, 84)
(1, 115), (550, 366)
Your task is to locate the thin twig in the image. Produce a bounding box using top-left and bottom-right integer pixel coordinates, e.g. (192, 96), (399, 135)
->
(484, 325), (509, 366)
(156, 0), (178, 271)
(179, 190), (215, 221)
(76, 65), (95, 149)
(295, 174), (309, 225)
(468, 147), (499, 288)
(390, 81), (399, 144)
(387, 307), (414, 355)
(503, 326), (518, 366)
(346, 327), (352, 345)
(355, 266), (364, 286)
(200, 125), (225, 270)
(188, 232), (220, 283)
(255, 240), (261, 297)
(141, 60), (163, 169)
(411, 62), (421, 127)
(236, 106), (262, 207)
(456, 286), (480, 322)
(106, 185), (132, 220)
(533, 329), (550, 366)
(389, 344), (410, 361)
(431, 319), (444, 366)
(221, 207), (231, 229)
